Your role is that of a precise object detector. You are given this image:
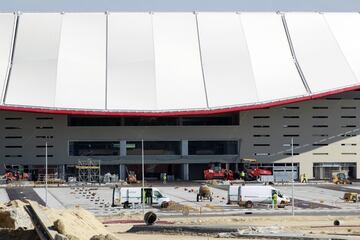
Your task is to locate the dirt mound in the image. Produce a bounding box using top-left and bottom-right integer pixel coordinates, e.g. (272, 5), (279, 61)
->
(0, 229), (39, 240)
(44, 206), (117, 240)
(0, 200), (33, 230)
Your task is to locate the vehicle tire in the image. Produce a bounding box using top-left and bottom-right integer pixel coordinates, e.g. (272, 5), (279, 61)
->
(161, 201), (170, 208)
(278, 201), (286, 208)
(196, 194), (200, 202)
(245, 201), (253, 209)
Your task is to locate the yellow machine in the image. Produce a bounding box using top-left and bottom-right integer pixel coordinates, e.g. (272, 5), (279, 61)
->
(332, 171), (351, 184)
(343, 192), (358, 203)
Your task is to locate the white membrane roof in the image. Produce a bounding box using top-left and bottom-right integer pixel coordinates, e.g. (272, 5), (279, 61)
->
(1, 12), (360, 116)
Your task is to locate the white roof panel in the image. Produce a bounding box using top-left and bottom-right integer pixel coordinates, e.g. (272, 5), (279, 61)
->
(285, 13), (358, 93)
(6, 13), (61, 107)
(240, 13), (307, 101)
(55, 13), (106, 109)
(197, 12), (258, 108)
(152, 13), (207, 110)
(324, 13), (360, 83)
(0, 13), (15, 103)
(107, 13), (157, 111)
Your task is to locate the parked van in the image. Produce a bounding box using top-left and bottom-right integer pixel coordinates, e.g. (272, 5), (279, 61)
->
(228, 185), (289, 208)
(112, 187), (170, 208)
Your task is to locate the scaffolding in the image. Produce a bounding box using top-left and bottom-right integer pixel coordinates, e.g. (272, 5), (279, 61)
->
(76, 159), (101, 183)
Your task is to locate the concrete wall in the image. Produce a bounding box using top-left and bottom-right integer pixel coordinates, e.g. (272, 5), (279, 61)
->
(1, 92), (359, 179)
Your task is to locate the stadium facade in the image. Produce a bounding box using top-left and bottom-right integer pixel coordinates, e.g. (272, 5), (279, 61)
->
(1, 12), (360, 180)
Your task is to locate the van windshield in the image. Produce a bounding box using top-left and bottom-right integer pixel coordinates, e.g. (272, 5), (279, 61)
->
(153, 191), (163, 198)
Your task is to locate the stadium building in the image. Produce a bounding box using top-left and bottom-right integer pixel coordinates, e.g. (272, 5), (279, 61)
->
(1, 12), (360, 180)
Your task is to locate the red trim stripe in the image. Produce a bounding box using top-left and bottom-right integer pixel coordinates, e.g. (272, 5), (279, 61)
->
(1, 85), (360, 116)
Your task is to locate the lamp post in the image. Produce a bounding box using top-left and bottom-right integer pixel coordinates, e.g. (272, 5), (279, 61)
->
(141, 139), (145, 215)
(45, 141), (48, 207)
(291, 137), (294, 216)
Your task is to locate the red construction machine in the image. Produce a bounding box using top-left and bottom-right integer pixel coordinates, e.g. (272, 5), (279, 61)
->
(203, 163), (234, 180)
(241, 158), (272, 180)
(2, 165), (30, 183)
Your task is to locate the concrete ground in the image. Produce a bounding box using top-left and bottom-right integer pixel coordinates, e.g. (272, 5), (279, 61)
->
(1, 182), (360, 216)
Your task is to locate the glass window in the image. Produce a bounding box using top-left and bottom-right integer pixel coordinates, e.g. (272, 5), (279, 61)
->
(69, 141), (120, 156)
(182, 113), (239, 126)
(126, 141), (181, 155)
(68, 113), (239, 127)
(124, 117), (179, 126)
(188, 141), (238, 155)
(68, 116), (123, 126)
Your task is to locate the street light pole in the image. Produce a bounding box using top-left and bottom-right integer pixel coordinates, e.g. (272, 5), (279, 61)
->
(45, 141), (48, 207)
(141, 139), (145, 215)
(291, 137), (294, 216)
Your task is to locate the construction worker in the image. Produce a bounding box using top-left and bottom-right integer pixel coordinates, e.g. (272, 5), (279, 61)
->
(272, 191), (278, 209)
(240, 171), (245, 180)
(162, 173), (167, 184)
(301, 173), (307, 183)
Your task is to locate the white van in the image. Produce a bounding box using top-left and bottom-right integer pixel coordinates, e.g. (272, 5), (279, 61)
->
(228, 185), (289, 208)
(112, 187), (170, 208)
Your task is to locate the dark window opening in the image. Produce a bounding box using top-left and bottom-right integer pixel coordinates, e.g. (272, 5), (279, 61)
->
(36, 117), (54, 120)
(312, 116), (328, 118)
(36, 145), (54, 148)
(126, 141), (181, 155)
(283, 116), (299, 119)
(313, 106), (328, 109)
(188, 141), (238, 155)
(69, 141), (120, 156)
(5, 117), (22, 120)
(67, 113), (239, 126)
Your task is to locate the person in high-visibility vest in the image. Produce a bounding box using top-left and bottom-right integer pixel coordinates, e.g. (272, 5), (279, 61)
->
(302, 173), (307, 183)
(272, 192), (278, 208)
(162, 173), (167, 184)
(240, 171), (245, 180)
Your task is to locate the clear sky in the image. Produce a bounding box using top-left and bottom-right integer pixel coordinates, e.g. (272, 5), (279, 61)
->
(0, 0), (360, 12)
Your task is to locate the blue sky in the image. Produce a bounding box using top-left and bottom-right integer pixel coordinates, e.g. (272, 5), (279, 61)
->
(1, 0), (360, 12)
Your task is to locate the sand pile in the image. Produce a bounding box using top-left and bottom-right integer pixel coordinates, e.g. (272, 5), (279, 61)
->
(0, 200), (34, 230)
(43, 205), (117, 240)
(0, 199), (117, 240)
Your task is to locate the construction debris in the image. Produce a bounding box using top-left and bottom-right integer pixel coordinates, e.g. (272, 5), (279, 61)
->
(0, 199), (117, 240)
(0, 200), (34, 230)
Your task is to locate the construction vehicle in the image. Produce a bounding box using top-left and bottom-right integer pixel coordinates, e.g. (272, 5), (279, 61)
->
(196, 184), (213, 202)
(343, 192), (359, 203)
(240, 159), (272, 181)
(332, 171), (352, 184)
(126, 171), (138, 184)
(2, 165), (29, 183)
(228, 185), (290, 208)
(203, 163), (234, 180)
(112, 186), (170, 208)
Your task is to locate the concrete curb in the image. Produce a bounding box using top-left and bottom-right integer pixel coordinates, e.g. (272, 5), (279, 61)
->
(127, 224), (352, 240)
